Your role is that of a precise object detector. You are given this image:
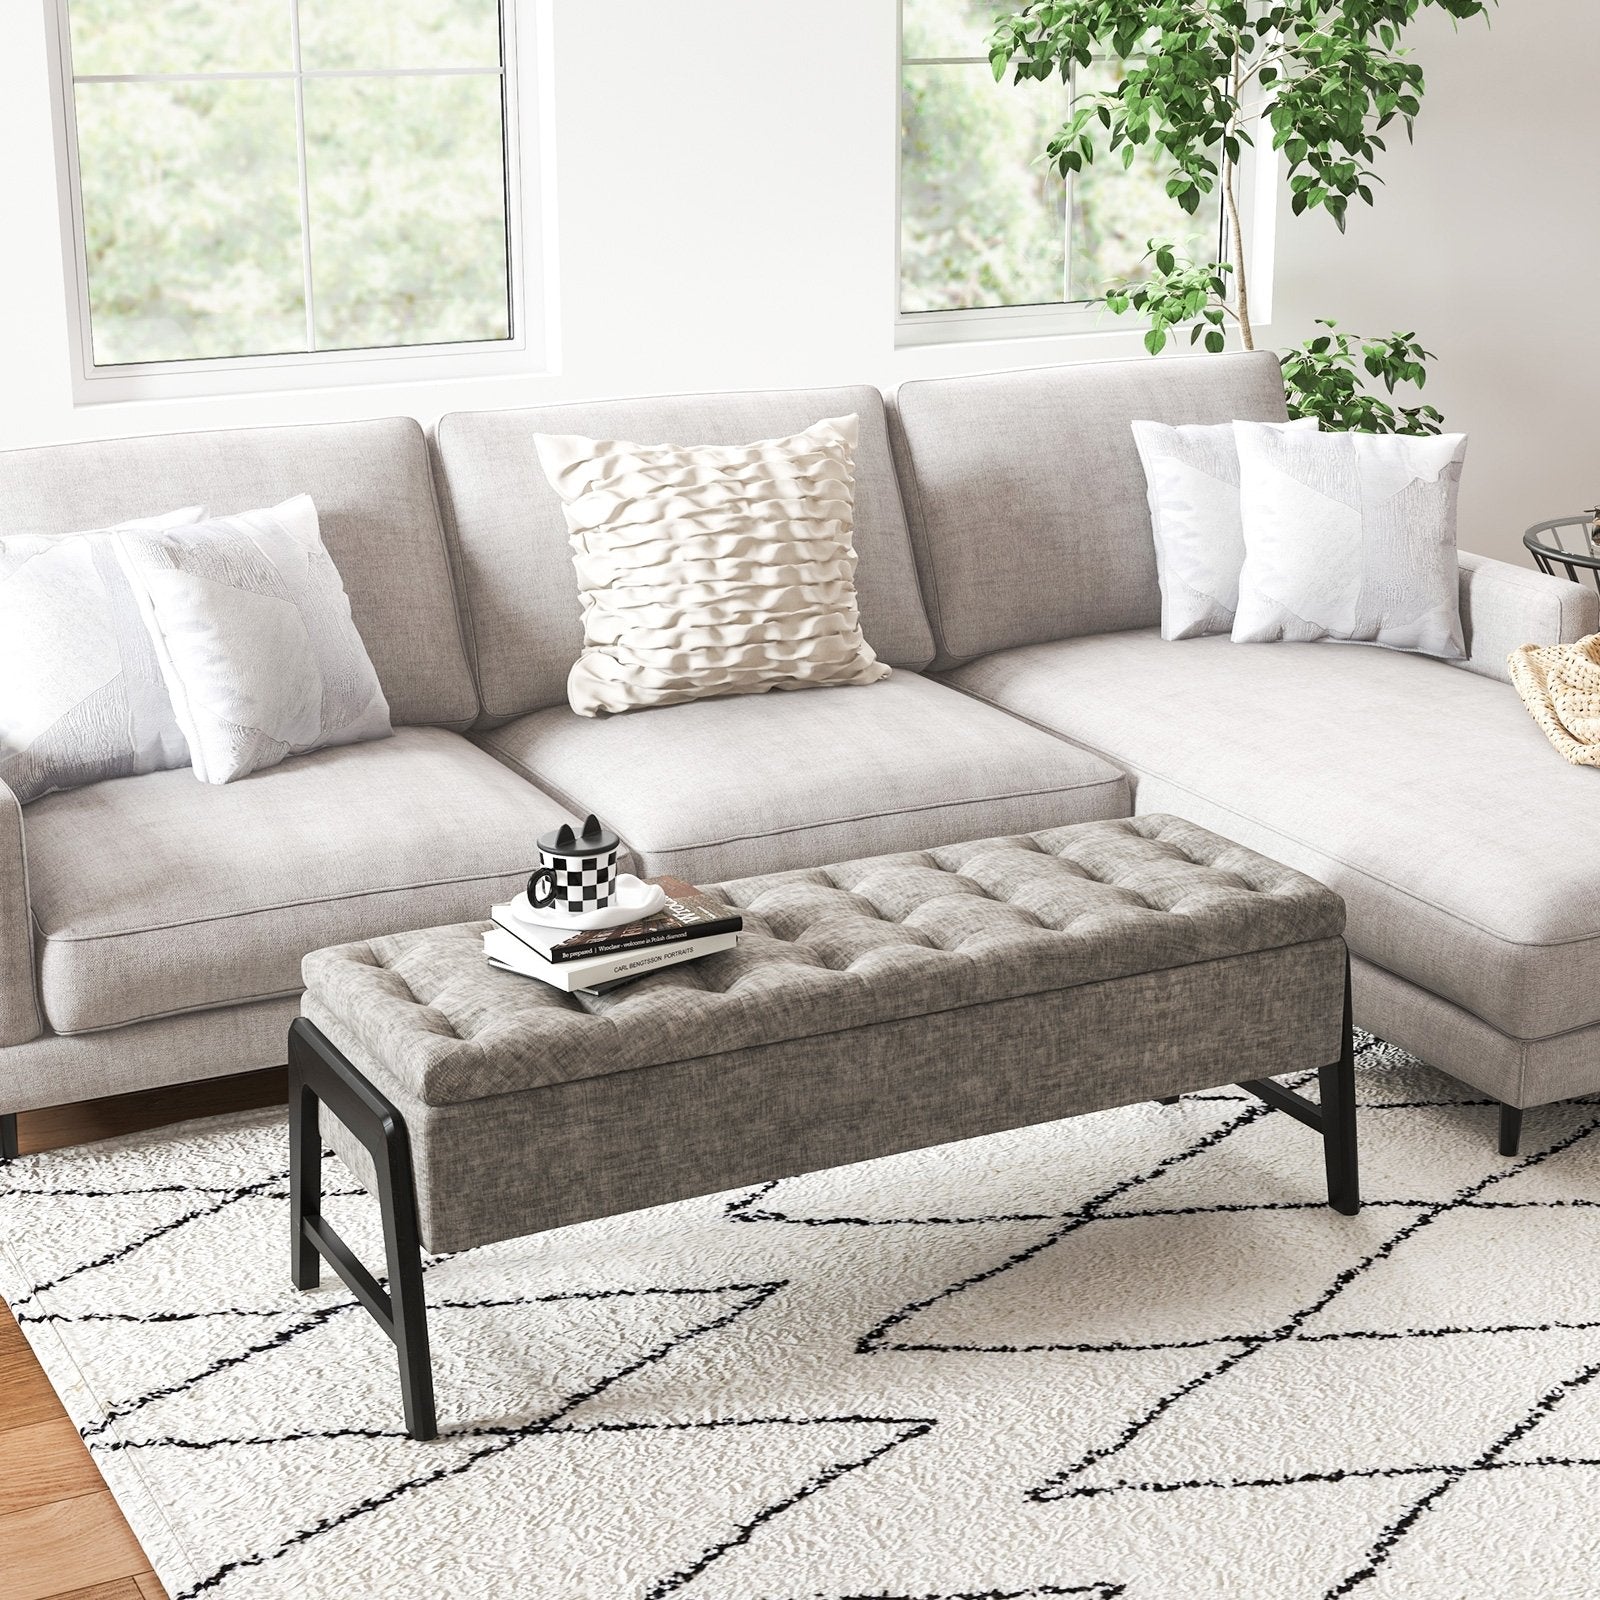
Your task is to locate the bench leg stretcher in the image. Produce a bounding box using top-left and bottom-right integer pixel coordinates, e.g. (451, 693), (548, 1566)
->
(1237, 958), (1361, 1217)
(288, 1018), (437, 1441)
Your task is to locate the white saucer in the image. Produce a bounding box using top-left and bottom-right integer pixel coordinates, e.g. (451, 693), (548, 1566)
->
(509, 874), (668, 932)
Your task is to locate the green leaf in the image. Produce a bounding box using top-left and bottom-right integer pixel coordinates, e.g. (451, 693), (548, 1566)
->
(1205, 329), (1226, 353)
(979, 0), (1488, 379)
(1144, 326), (1168, 355)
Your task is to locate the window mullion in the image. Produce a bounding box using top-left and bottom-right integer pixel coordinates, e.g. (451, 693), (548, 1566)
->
(1061, 58), (1075, 305)
(73, 67), (504, 83)
(287, 0), (316, 352)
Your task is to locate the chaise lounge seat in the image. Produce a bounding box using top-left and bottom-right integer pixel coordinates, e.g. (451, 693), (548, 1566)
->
(890, 353), (1600, 1144)
(947, 628), (1600, 1119)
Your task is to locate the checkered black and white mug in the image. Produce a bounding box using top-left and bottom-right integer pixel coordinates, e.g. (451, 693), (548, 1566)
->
(527, 814), (622, 915)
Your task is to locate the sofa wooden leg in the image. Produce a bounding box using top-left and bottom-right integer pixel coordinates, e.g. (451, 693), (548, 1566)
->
(0, 1113), (16, 1162)
(1499, 1103), (1523, 1158)
(1154, 1095), (1180, 1105)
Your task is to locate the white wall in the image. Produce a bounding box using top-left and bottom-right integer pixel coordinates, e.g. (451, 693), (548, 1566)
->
(1270, 2), (1600, 563)
(1, 0), (1592, 565)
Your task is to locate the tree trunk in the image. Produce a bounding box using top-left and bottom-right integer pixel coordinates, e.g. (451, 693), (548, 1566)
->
(1224, 48), (1253, 351)
(1224, 159), (1253, 351)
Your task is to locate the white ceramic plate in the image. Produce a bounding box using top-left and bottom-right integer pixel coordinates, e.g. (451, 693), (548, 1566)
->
(508, 873), (668, 931)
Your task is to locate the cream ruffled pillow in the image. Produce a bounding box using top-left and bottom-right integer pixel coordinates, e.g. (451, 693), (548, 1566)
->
(534, 414), (890, 716)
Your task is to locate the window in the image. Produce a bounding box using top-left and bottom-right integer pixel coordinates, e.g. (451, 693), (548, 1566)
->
(900, 0), (1223, 334)
(50, 0), (526, 383)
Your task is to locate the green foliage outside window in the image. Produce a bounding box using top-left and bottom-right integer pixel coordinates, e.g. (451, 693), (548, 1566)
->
(901, 0), (1222, 314)
(67, 0), (511, 367)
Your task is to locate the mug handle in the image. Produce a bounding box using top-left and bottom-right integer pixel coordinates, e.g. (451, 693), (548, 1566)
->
(527, 866), (558, 909)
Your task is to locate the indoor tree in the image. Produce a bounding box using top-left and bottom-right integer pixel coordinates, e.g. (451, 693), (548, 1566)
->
(987, 0), (1493, 432)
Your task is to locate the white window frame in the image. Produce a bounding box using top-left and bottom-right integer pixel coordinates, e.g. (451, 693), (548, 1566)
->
(43, 0), (554, 403)
(895, 4), (1277, 349)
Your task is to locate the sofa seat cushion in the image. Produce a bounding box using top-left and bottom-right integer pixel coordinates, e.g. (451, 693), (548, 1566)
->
(474, 672), (1130, 882)
(26, 728), (573, 1035)
(945, 630), (1600, 1041)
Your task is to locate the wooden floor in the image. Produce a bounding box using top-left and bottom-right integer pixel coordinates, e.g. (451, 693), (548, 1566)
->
(1, 1069), (287, 1600)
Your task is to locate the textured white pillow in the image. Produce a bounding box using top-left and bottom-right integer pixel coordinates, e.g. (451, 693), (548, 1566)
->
(1231, 422), (1469, 659)
(1132, 417), (1318, 640)
(114, 495), (392, 783)
(0, 505), (205, 804)
(534, 414), (890, 717)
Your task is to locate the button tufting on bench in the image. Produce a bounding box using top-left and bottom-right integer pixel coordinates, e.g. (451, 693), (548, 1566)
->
(300, 814), (1345, 1107)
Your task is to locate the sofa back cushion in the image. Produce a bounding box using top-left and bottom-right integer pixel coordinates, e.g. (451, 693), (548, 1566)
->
(0, 418), (476, 729)
(433, 385), (935, 721)
(889, 351), (1289, 666)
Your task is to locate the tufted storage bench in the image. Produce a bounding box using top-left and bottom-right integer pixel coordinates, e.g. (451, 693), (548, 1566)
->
(289, 814), (1357, 1437)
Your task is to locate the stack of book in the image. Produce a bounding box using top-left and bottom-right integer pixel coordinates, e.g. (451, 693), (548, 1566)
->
(484, 877), (742, 994)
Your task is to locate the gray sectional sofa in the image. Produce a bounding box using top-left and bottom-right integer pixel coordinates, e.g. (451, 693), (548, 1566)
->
(1, 352), (1595, 1150)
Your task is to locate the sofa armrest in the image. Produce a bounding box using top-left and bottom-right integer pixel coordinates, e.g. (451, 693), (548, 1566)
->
(1456, 551), (1599, 685)
(0, 776), (42, 1049)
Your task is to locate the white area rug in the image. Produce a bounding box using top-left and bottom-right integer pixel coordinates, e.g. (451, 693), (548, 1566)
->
(3, 1036), (1599, 1600)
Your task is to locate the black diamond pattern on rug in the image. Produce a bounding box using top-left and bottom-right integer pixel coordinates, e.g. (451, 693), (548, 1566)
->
(3, 1035), (1599, 1598)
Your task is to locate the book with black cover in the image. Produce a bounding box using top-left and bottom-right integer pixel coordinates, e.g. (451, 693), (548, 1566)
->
(484, 926), (738, 991)
(500, 877), (743, 964)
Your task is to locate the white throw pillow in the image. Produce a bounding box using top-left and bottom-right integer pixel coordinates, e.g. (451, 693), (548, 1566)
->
(113, 495), (392, 783)
(0, 505), (205, 804)
(1231, 421), (1469, 660)
(535, 413), (890, 717)
(1131, 417), (1318, 640)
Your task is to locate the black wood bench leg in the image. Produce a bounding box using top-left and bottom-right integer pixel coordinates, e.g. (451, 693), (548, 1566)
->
(1499, 1103), (1523, 1158)
(289, 1070), (321, 1292)
(0, 1112), (17, 1162)
(1318, 968), (1360, 1216)
(1237, 950), (1360, 1216)
(288, 1018), (436, 1441)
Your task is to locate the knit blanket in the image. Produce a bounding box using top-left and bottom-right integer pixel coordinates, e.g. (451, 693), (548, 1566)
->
(1509, 632), (1600, 765)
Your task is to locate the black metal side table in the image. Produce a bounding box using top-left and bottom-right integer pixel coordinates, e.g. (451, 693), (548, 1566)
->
(1525, 515), (1600, 595)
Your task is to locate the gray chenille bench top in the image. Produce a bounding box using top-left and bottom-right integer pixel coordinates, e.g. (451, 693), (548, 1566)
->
(301, 815), (1343, 1108)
